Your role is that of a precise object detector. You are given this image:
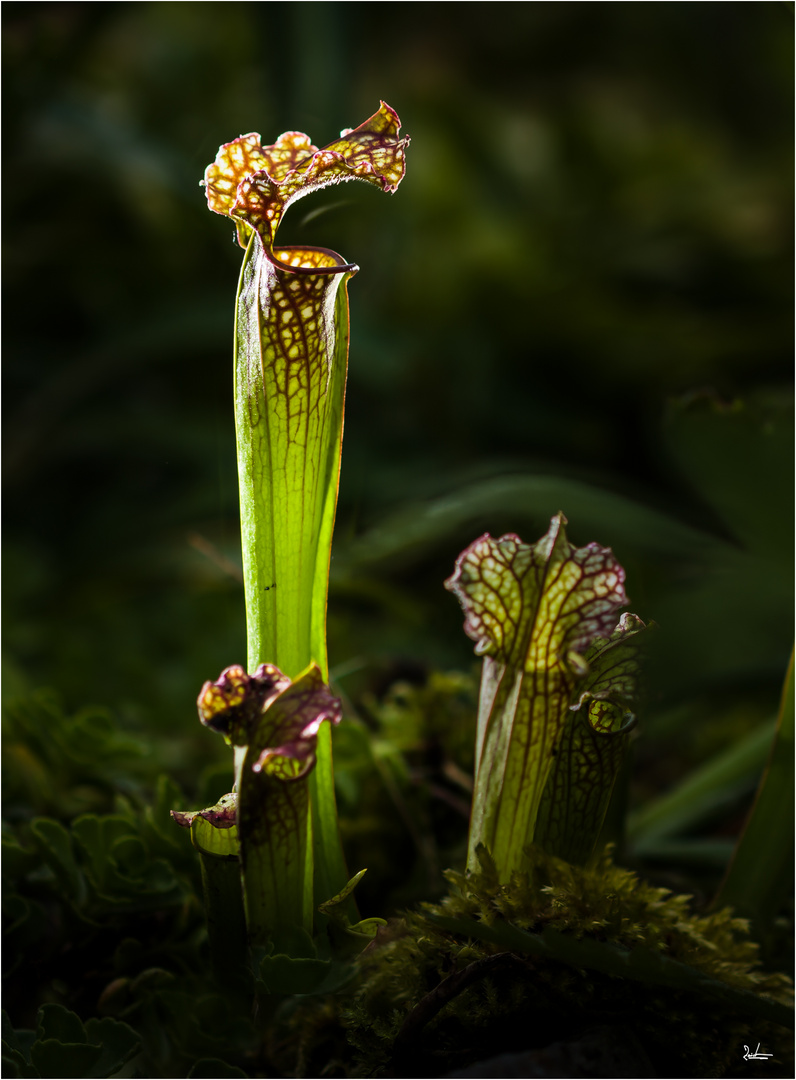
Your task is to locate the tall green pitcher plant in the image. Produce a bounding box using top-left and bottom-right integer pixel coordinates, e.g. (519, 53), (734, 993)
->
(173, 104), (408, 953)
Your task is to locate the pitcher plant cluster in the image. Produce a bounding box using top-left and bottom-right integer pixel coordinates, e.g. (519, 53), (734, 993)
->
(172, 103), (648, 974)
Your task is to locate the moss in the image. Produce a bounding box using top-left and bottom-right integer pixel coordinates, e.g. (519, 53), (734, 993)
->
(341, 847), (793, 1078)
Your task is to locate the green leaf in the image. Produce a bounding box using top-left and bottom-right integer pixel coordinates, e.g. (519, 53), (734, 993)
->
(628, 719), (777, 850)
(650, 395), (793, 692)
(333, 472), (724, 576)
(258, 952), (333, 996)
(145, 773), (189, 851)
(22, 1007), (140, 1079)
(347, 917), (387, 938)
(2, 1012), (36, 1073)
(30, 1041), (101, 1078)
(2, 894), (49, 979)
(257, 939), (356, 996)
(446, 515), (641, 877)
(71, 814), (181, 906)
(2, 691), (145, 819)
(2, 894), (31, 938)
(317, 867), (367, 914)
(82, 1017), (141, 1078)
(316, 869), (385, 957)
(35, 1004), (85, 1046)
(664, 392), (794, 563)
(71, 814), (134, 893)
(112, 835), (147, 877)
(713, 649), (795, 923)
(269, 924), (317, 959)
(30, 819), (86, 907)
(628, 838), (735, 866)
(427, 915), (794, 1029)
(1, 836), (39, 879)
(1, 1044), (37, 1079)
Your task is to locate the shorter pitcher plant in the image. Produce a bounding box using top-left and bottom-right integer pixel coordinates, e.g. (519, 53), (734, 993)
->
(445, 512), (646, 876)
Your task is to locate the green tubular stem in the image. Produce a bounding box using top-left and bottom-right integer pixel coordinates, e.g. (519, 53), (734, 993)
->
(234, 236), (352, 681)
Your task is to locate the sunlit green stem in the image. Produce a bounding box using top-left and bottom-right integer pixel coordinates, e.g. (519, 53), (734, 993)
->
(235, 236), (352, 680)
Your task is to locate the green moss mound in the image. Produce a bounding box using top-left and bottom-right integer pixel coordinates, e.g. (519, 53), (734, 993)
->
(341, 847), (793, 1078)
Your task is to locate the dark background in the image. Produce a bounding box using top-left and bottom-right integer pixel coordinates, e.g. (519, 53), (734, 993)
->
(3, 1), (793, 860)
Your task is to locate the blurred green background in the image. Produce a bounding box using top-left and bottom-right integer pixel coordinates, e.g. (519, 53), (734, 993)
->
(3, 2), (793, 874)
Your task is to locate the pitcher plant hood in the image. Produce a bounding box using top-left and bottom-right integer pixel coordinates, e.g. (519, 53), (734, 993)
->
(203, 101), (409, 270)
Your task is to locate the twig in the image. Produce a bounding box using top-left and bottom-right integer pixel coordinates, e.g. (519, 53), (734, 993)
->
(392, 952), (526, 1063)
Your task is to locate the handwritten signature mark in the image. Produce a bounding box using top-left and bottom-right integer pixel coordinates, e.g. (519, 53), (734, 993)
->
(743, 1044), (773, 1061)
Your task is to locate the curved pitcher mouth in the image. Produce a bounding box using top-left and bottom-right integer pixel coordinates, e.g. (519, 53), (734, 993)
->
(267, 244), (358, 277)
(204, 103), (406, 282)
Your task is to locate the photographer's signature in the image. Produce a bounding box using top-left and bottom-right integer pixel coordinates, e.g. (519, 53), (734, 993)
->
(744, 1044), (773, 1061)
